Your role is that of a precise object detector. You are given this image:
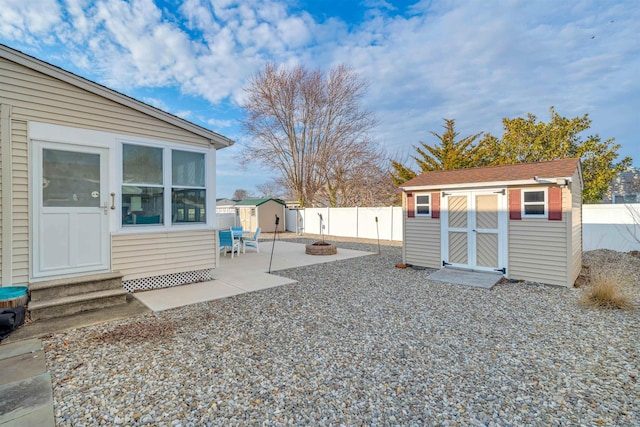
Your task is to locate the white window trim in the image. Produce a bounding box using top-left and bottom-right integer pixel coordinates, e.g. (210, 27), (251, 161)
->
(118, 140), (213, 232)
(415, 193), (431, 217)
(522, 187), (548, 218)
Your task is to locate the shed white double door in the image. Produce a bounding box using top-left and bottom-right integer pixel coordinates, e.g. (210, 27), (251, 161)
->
(441, 189), (507, 274)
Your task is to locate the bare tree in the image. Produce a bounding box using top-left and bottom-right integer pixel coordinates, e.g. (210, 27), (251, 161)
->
(241, 63), (380, 207)
(232, 188), (249, 200)
(255, 178), (294, 200)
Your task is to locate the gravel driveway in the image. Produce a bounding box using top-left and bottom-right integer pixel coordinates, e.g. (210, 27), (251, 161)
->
(44, 241), (639, 426)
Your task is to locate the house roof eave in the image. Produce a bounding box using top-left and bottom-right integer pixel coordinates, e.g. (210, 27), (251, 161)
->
(401, 177), (576, 192)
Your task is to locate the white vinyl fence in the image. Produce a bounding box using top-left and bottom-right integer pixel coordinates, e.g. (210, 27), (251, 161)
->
(285, 207), (403, 241)
(219, 204), (640, 252)
(583, 204), (640, 252)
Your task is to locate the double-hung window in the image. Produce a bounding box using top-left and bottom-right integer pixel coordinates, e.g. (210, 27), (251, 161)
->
(122, 144), (207, 227)
(522, 189), (546, 218)
(172, 150), (206, 223)
(415, 194), (431, 216)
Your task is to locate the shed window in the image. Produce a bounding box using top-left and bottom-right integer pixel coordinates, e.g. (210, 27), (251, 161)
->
(415, 194), (431, 216)
(522, 189), (546, 217)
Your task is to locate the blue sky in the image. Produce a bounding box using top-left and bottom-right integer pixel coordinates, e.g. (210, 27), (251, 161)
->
(1, 0), (638, 198)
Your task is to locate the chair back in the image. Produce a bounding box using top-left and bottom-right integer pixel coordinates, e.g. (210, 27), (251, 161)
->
(219, 230), (233, 246)
(231, 227), (243, 238)
(253, 227), (261, 240)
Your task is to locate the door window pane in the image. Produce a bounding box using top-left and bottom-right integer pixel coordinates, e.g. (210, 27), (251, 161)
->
(43, 149), (100, 207)
(123, 144), (163, 185)
(173, 151), (205, 187)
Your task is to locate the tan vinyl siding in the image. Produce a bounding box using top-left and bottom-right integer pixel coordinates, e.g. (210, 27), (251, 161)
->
(404, 217), (441, 268)
(0, 58), (211, 148)
(257, 202), (285, 233)
(570, 169), (583, 284)
(11, 120), (29, 286)
(112, 230), (217, 281)
(0, 111), (3, 281)
(509, 217), (568, 286)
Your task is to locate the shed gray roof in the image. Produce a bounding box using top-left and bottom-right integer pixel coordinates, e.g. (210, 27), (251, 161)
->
(401, 158), (581, 189)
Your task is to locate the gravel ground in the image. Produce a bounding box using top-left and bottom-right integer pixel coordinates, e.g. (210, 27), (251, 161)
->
(43, 240), (639, 426)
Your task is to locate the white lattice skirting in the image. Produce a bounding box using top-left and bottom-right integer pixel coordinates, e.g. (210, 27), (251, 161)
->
(123, 269), (214, 292)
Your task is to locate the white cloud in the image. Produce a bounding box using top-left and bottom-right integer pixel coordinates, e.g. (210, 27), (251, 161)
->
(0, 0), (637, 176)
(0, 0), (62, 42)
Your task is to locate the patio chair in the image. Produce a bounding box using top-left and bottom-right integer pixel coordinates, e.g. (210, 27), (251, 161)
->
(231, 226), (244, 241)
(219, 229), (240, 258)
(243, 227), (261, 254)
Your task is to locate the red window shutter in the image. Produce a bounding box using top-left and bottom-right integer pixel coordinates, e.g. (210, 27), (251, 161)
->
(431, 192), (440, 219)
(407, 193), (415, 218)
(509, 189), (521, 220)
(548, 187), (562, 220)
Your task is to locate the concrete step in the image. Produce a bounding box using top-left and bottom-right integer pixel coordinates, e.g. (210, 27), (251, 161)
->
(28, 288), (128, 321)
(29, 272), (123, 302)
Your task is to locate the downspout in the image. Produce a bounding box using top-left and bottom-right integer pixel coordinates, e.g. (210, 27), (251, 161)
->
(1, 104), (13, 286)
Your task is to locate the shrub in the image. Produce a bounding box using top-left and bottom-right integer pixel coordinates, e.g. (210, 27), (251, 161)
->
(580, 257), (635, 310)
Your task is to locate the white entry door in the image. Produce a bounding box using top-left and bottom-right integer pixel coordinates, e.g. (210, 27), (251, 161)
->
(442, 189), (507, 274)
(32, 141), (110, 278)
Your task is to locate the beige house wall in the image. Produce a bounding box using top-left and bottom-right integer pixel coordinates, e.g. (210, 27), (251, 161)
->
(1, 58), (212, 148)
(112, 230), (216, 281)
(11, 120), (29, 286)
(0, 56), (222, 286)
(0, 106), (4, 283)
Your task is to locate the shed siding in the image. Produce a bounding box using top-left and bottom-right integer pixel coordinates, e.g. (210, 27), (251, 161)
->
(404, 217), (440, 268)
(508, 217), (568, 286)
(111, 231), (217, 281)
(570, 170), (583, 284)
(0, 58), (211, 148)
(258, 202), (285, 233)
(11, 120), (29, 286)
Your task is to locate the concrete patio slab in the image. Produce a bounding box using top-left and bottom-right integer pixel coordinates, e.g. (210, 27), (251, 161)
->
(428, 268), (502, 289)
(0, 339), (54, 427)
(133, 240), (373, 312)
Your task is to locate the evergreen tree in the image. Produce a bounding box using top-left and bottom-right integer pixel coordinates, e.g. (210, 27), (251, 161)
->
(391, 119), (484, 185)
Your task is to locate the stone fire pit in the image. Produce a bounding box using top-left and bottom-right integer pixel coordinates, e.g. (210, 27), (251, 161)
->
(305, 241), (337, 255)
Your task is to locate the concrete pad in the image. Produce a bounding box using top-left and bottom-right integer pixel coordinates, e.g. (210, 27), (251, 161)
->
(133, 280), (247, 311)
(0, 350), (47, 386)
(0, 373), (54, 426)
(0, 339), (42, 361)
(134, 241), (373, 312)
(428, 268), (502, 289)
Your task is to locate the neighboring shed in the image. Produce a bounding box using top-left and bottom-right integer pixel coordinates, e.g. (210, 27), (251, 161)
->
(235, 198), (286, 233)
(0, 44), (234, 317)
(400, 158), (583, 287)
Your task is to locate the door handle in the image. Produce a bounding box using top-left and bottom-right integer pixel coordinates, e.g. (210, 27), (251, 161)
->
(110, 193), (116, 210)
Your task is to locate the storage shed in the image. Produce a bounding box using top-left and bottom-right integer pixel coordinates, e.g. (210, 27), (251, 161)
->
(400, 158), (583, 287)
(0, 44), (234, 318)
(235, 198), (286, 233)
